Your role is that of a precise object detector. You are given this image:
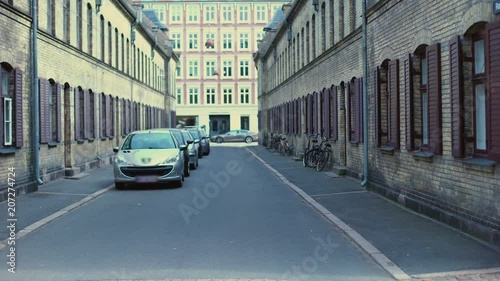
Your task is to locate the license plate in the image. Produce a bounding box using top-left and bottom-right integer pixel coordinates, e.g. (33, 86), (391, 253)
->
(135, 175), (159, 183)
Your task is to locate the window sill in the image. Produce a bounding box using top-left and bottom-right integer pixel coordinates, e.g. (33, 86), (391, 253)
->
(413, 151), (434, 163)
(350, 141), (359, 147)
(48, 141), (58, 148)
(100, 137), (108, 141)
(76, 139), (85, 144)
(0, 148), (17, 155)
(461, 157), (496, 174)
(379, 146), (395, 156)
(88, 138), (95, 143)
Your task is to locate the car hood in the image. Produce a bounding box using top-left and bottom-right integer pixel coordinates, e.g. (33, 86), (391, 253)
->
(119, 149), (179, 166)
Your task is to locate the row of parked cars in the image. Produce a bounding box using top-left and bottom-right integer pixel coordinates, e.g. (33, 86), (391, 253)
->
(112, 126), (210, 189)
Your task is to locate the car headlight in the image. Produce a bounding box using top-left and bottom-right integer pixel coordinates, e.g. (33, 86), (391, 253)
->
(161, 154), (180, 165)
(115, 154), (131, 165)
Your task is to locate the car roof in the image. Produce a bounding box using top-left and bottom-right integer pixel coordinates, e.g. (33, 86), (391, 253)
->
(129, 129), (173, 134)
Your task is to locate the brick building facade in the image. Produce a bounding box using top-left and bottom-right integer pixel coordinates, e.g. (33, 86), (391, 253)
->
(0, 0), (178, 199)
(255, 0), (500, 245)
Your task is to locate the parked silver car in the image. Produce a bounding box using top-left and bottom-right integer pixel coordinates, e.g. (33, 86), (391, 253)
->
(113, 130), (186, 189)
(210, 129), (258, 144)
(181, 130), (199, 169)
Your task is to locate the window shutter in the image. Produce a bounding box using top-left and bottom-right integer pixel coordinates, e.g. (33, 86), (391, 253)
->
(309, 94), (313, 134)
(313, 91), (319, 134)
(74, 88), (80, 140)
(347, 83), (351, 142)
(486, 21), (500, 162)
(14, 68), (23, 148)
(449, 35), (464, 158)
(137, 102), (141, 131)
(374, 67), (381, 147)
(324, 88), (330, 138)
(44, 81), (51, 142)
(404, 54), (414, 151)
(331, 85), (338, 141)
(357, 77), (363, 143)
(105, 94), (111, 137)
(299, 97), (302, 135)
(56, 83), (62, 142)
(126, 100), (130, 133)
(93, 92), (98, 139)
(83, 90), (90, 139)
(39, 79), (47, 144)
(426, 43), (442, 154)
(388, 60), (400, 149)
(352, 81), (360, 143)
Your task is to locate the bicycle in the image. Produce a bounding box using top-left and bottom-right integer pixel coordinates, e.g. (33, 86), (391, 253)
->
(316, 136), (332, 172)
(279, 135), (294, 156)
(272, 132), (282, 152)
(302, 133), (320, 167)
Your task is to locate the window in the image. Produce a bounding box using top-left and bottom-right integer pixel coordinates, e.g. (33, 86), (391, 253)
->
(240, 88), (250, 104)
(473, 38), (486, 151)
(170, 5), (181, 23)
(75, 87), (85, 140)
(116, 29), (119, 68)
(189, 88), (199, 104)
(76, 0), (82, 49)
(171, 33), (181, 49)
(241, 116), (249, 130)
(405, 44), (442, 154)
(205, 32), (216, 49)
(321, 3), (326, 53)
(223, 60), (233, 77)
(239, 33), (249, 49)
(108, 22), (112, 65)
(89, 91), (96, 139)
(256, 31), (265, 49)
(100, 16), (105, 61)
(223, 88), (233, 104)
(206, 60), (216, 77)
(239, 5), (249, 22)
(374, 60), (399, 149)
(63, 0), (70, 43)
(312, 15), (316, 59)
(47, 0), (55, 35)
(239, 60), (249, 77)
(188, 33), (199, 49)
(206, 88), (216, 104)
(223, 33), (232, 49)
(87, 4), (93, 55)
(109, 95), (115, 137)
(126, 39), (130, 74)
(205, 5), (216, 23)
(101, 93), (107, 137)
(222, 5), (233, 22)
(1, 66), (23, 148)
(187, 5), (199, 22)
(188, 60), (199, 77)
(121, 34), (124, 71)
(255, 5), (266, 22)
(176, 64), (181, 77)
(176, 88), (182, 105)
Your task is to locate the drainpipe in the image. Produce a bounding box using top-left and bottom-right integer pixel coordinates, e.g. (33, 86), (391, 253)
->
(361, 0), (368, 188)
(32, 0), (43, 185)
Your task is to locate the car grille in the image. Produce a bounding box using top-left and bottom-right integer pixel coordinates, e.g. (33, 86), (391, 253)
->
(120, 166), (173, 177)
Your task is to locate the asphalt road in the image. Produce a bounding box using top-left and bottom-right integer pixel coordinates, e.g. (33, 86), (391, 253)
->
(0, 145), (394, 281)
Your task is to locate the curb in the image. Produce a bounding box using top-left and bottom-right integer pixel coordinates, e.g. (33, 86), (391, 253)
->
(0, 184), (115, 251)
(245, 147), (411, 281)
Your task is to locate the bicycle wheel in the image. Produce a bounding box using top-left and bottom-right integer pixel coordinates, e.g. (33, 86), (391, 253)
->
(279, 143), (286, 156)
(302, 148), (309, 167)
(316, 150), (330, 172)
(304, 148), (319, 168)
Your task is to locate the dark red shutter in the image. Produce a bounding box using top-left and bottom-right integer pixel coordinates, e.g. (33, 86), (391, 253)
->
(39, 79), (47, 144)
(357, 78), (363, 143)
(374, 67), (381, 147)
(313, 91), (318, 134)
(404, 54), (414, 151)
(347, 83), (351, 142)
(74, 88), (80, 140)
(309, 94), (313, 134)
(426, 43), (442, 154)
(83, 89), (89, 139)
(449, 36), (464, 158)
(388, 60), (400, 149)
(137, 103), (141, 131)
(14, 68), (23, 148)
(56, 83), (62, 142)
(45, 82), (51, 142)
(93, 92), (98, 139)
(331, 86), (338, 140)
(126, 100), (130, 133)
(486, 21), (500, 162)
(352, 81), (360, 143)
(324, 88), (330, 138)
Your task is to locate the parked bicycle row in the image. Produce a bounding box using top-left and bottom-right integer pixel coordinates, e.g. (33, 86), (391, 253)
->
(267, 131), (332, 172)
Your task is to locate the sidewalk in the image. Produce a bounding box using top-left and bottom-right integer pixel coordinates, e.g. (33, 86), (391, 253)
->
(246, 145), (500, 281)
(0, 166), (114, 242)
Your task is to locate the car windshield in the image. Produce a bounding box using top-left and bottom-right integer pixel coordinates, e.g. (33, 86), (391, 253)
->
(182, 131), (193, 141)
(189, 129), (201, 139)
(171, 131), (185, 144)
(121, 133), (176, 150)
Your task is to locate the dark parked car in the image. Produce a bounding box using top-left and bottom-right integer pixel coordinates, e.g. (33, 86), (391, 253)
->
(210, 130), (258, 144)
(166, 128), (192, 177)
(187, 128), (209, 158)
(186, 126), (210, 156)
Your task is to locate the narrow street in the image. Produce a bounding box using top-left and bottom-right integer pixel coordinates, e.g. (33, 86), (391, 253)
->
(0, 145), (395, 281)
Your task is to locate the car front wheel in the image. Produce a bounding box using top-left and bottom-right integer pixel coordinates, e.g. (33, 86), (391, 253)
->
(216, 137), (223, 143)
(245, 136), (253, 143)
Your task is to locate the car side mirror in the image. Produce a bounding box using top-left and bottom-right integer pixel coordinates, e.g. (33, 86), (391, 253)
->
(179, 144), (187, 151)
(113, 147), (119, 153)
(187, 140), (193, 144)
(194, 140), (200, 144)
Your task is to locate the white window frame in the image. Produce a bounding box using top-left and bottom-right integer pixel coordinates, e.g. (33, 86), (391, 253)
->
(223, 33), (233, 50)
(205, 5), (216, 23)
(239, 60), (249, 77)
(189, 88), (199, 105)
(222, 5), (233, 23)
(172, 33), (181, 49)
(4, 97), (13, 146)
(188, 33), (199, 49)
(176, 88), (182, 105)
(188, 60), (199, 78)
(187, 5), (199, 23)
(206, 60), (216, 77)
(223, 60), (233, 78)
(206, 88), (216, 104)
(238, 5), (249, 22)
(170, 5), (181, 23)
(223, 88), (233, 104)
(255, 5), (266, 23)
(239, 33), (249, 50)
(240, 88), (250, 104)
